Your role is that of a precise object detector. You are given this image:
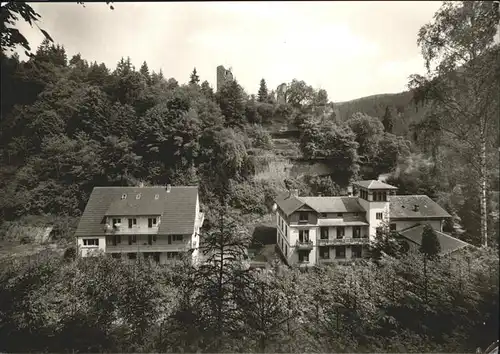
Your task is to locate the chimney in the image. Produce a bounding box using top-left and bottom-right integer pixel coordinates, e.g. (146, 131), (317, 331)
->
(413, 204), (419, 212)
(347, 185), (353, 197)
(289, 189), (299, 198)
(166, 184), (171, 193)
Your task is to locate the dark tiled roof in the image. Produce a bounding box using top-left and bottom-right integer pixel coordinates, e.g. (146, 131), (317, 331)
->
(398, 224), (471, 255)
(105, 188), (166, 216)
(389, 195), (451, 219)
(75, 186), (199, 237)
(352, 180), (398, 189)
(299, 196), (365, 213)
(275, 196), (306, 216)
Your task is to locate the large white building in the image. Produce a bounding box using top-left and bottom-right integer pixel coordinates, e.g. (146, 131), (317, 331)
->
(274, 180), (468, 266)
(74, 185), (204, 265)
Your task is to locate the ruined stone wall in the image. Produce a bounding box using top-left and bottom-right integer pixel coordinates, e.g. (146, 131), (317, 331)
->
(216, 65), (234, 92)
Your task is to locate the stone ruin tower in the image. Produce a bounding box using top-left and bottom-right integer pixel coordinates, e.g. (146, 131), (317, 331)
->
(216, 65), (234, 92)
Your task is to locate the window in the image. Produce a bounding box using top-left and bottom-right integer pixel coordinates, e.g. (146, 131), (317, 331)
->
(173, 235), (183, 242)
(128, 235), (137, 245)
(298, 251), (309, 262)
(111, 253), (121, 259)
(299, 229), (310, 242)
(352, 245), (362, 258)
(319, 246), (330, 259)
(148, 218), (157, 228)
(360, 189), (368, 200)
(390, 223), (397, 231)
(354, 212), (359, 216)
(128, 253), (136, 260)
(112, 235), (121, 245)
(321, 213), (328, 218)
(83, 238), (99, 246)
(376, 227), (383, 236)
(335, 246), (346, 258)
(373, 191), (387, 202)
(299, 212), (308, 223)
(353, 226), (361, 238)
(320, 227), (329, 240)
(376, 212), (383, 220)
(285, 225), (288, 237)
(112, 218), (121, 226)
(337, 226), (345, 239)
(337, 213), (343, 217)
(128, 218), (137, 228)
(285, 244), (288, 257)
(148, 235), (156, 245)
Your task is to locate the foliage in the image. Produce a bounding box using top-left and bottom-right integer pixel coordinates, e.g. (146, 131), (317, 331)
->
(257, 78), (268, 102)
(419, 224), (441, 259)
(409, 1), (500, 247)
(299, 117), (360, 186)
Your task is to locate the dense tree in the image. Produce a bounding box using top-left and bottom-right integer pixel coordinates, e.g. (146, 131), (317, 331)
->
(382, 105), (394, 133)
(257, 78), (268, 102)
(216, 80), (246, 128)
(409, 0), (500, 247)
(139, 61), (151, 84)
(420, 224), (441, 259)
(299, 117), (360, 186)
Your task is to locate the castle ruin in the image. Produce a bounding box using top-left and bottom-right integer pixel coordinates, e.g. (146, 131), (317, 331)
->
(216, 65), (234, 92)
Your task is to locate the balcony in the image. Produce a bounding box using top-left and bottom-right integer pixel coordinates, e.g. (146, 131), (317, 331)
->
(106, 240), (192, 253)
(317, 237), (369, 246)
(104, 225), (160, 235)
(295, 240), (313, 250)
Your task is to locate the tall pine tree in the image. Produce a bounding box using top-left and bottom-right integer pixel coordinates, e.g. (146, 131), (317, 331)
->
(257, 78), (268, 102)
(382, 105), (394, 133)
(189, 67), (200, 85)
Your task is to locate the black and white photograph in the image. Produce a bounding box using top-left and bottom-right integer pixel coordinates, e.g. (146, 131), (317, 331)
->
(0, 1), (499, 353)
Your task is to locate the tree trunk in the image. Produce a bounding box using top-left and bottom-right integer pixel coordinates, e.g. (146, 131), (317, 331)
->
(480, 131), (488, 247)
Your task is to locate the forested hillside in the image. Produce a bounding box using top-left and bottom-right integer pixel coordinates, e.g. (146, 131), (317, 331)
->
(0, 1), (499, 353)
(333, 91), (431, 137)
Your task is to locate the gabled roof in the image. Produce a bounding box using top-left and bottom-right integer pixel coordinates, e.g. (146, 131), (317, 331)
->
(299, 197), (365, 213)
(352, 180), (398, 190)
(275, 194), (366, 216)
(398, 224), (472, 256)
(75, 186), (199, 237)
(275, 196), (306, 216)
(389, 195), (451, 219)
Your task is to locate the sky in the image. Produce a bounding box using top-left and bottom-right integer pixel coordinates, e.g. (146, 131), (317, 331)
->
(14, 1), (446, 102)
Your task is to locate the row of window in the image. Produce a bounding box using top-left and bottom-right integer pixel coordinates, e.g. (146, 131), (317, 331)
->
(111, 217), (158, 228)
(106, 234), (183, 246)
(318, 245), (363, 259)
(296, 245), (364, 263)
(111, 251), (179, 261)
(359, 189), (389, 202)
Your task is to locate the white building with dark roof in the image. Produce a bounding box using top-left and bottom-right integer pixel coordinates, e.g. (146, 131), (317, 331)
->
(274, 180), (470, 266)
(74, 185), (204, 265)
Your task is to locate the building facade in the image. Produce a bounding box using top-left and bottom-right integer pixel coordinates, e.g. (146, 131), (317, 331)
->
(274, 180), (454, 266)
(75, 185), (204, 265)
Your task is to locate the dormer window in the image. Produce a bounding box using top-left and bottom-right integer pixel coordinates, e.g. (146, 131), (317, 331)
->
(121, 194), (127, 200)
(136, 193), (141, 200)
(155, 194), (159, 200)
